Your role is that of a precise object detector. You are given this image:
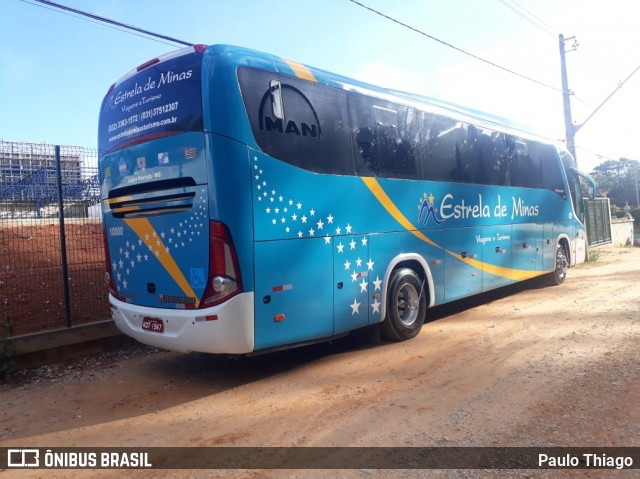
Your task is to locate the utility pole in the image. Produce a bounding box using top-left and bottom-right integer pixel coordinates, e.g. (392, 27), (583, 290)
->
(559, 34), (578, 162)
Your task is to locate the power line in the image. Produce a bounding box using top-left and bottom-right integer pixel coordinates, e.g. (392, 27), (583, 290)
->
(497, 0), (558, 38)
(575, 63), (640, 133)
(21, 0), (192, 47)
(347, 0), (563, 93)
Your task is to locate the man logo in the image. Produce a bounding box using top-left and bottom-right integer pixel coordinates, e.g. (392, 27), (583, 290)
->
(258, 80), (321, 139)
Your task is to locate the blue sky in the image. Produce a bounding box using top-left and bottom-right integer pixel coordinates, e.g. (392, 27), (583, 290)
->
(2, 0), (639, 173)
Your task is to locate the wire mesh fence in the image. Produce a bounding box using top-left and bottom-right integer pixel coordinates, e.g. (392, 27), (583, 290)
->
(0, 141), (108, 337)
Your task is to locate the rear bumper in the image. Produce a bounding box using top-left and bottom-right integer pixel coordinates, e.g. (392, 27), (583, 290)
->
(110, 292), (255, 354)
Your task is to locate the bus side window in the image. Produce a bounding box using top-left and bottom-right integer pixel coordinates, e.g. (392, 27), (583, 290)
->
(420, 113), (459, 182)
(479, 132), (511, 186)
(350, 94), (421, 180)
(238, 67), (354, 176)
(540, 145), (567, 198)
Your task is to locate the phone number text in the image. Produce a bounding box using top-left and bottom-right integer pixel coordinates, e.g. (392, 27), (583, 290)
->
(107, 102), (180, 133)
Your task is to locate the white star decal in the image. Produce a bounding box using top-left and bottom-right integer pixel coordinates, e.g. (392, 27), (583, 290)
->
(356, 257), (363, 267)
(316, 219), (324, 230)
(351, 271), (358, 282)
(371, 299), (381, 314)
(309, 228), (315, 236)
(373, 275), (382, 291)
(337, 243), (345, 253)
(344, 260), (351, 270)
(350, 298), (361, 315)
(359, 278), (368, 293)
(324, 236), (331, 244)
(349, 240), (357, 250)
(361, 237), (368, 246)
(367, 258), (375, 271)
(345, 224), (353, 234)
(327, 214), (334, 224)
(301, 215), (307, 224)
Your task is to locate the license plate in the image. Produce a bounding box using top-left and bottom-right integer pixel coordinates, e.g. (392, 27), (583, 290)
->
(142, 317), (164, 333)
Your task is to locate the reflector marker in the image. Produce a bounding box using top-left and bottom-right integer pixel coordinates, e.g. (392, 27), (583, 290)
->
(272, 284), (293, 293)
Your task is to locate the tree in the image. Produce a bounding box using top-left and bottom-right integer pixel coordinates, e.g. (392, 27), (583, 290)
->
(590, 158), (640, 207)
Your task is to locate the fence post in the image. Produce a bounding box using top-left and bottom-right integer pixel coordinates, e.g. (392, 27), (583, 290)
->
(55, 146), (72, 328)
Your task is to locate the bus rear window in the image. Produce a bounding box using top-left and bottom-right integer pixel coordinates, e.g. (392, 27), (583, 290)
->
(98, 49), (204, 155)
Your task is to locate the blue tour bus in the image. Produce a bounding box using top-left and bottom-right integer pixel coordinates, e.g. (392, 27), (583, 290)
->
(98, 44), (594, 354)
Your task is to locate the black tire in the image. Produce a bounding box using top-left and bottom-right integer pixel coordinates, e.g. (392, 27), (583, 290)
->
(381, 268), (427, 341)
(548, 244), (569, 286)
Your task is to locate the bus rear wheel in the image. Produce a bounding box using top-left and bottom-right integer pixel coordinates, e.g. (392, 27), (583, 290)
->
(382, 268), (426, 341)
(548, 244), (569, 286)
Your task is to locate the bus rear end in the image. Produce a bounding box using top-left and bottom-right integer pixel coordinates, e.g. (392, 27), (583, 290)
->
(98, 45), (254, 354)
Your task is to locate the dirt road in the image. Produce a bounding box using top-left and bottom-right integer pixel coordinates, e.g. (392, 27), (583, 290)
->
(1, 247), (639, 478)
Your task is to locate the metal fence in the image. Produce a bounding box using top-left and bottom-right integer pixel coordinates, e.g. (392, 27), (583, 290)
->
(0, 141), (107, 337)
(583, 198), (613, 247)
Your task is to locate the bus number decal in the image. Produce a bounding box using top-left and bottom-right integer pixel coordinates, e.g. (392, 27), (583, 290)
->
(109, 226), (124, 237)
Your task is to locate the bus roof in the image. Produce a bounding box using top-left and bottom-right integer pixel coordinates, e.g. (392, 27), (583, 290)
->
(203, 44), (567, 153)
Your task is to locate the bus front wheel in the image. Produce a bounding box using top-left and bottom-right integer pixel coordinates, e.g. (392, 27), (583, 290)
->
(382, 268), (426, 341)
(548, 244), (569, 286)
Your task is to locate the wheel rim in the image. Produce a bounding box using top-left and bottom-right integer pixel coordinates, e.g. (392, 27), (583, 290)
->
(556, 248), (568, 280)
(396, 283), (419, 326)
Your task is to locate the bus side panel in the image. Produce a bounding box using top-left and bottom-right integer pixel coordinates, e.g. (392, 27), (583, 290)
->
(205, 135), (255, 288)
(512, 223), (543, 272)
(254, 238), (333, 350)
(481, 225), (513, 292)
(444, 227), (483, 302)
(333, 236), (370, 335)
(542, 222), (556, 271)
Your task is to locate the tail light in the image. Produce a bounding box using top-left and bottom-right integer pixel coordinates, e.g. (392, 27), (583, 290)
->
(201, 221), (243, 307)
(102, 228), (121, 300)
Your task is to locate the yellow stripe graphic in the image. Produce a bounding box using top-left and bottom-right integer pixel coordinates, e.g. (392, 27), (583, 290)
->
(361, 177), (440, 248)
(124, 217), (199, 307)
(283, 58), (317, 82)
(361, 177), (542, 281)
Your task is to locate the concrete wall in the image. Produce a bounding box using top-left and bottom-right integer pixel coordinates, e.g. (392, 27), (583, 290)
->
(611, 214), (635, 247)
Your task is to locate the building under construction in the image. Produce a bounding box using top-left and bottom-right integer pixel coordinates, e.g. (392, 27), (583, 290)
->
(0, 140), (99, 218)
